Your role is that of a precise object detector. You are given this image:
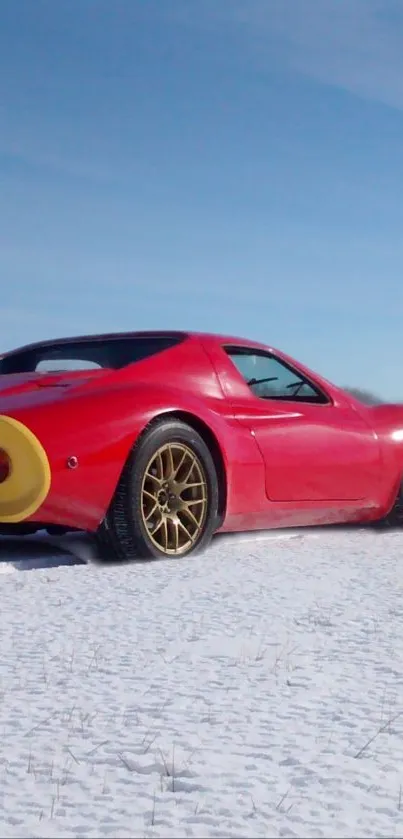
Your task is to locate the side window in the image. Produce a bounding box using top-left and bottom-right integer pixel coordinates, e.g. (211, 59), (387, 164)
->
(36, 357), (101, 372)
(225, 347), (328, 404)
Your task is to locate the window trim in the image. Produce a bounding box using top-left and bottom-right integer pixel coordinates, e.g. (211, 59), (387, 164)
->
(223, 345), (331, 405)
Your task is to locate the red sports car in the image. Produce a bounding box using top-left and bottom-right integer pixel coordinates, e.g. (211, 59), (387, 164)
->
(0, 329), (402, 561)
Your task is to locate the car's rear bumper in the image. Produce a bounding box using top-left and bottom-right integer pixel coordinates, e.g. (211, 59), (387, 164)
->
(0, 415), (51, 524)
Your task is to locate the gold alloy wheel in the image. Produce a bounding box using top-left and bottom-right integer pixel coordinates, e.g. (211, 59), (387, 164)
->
(140, 442), (208, 555)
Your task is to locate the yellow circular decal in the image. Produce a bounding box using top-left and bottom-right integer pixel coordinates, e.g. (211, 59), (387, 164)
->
(0, 415), (51, 523)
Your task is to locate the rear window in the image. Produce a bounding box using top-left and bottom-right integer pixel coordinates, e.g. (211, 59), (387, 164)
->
(0, 334), (185, 374)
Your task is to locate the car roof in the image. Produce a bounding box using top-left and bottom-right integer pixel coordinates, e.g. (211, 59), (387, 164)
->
(193, 331), (271, 350)
(3, 329), (273, 356)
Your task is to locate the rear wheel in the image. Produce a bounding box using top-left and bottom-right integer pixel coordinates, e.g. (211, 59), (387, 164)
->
(96, 419), (219, 561)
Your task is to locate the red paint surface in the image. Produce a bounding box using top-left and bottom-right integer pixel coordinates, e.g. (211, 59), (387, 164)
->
(1, 330), (403, 534)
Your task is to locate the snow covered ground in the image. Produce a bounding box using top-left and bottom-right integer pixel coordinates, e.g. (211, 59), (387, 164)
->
(1, 526), (403, 839)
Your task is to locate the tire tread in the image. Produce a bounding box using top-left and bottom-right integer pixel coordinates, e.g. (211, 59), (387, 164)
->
(96, 419), (218, 561)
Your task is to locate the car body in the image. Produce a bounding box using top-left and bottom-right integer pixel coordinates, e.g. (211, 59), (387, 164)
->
(0, 329), (402, 557)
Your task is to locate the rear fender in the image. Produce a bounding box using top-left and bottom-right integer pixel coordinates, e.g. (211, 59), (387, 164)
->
(6, 383), (265, 531)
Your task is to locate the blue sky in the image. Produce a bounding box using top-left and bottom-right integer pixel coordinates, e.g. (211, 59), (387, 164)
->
(1, 0), (403, 399)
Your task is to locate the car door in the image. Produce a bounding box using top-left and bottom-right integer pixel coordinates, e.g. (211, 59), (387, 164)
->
(213, 344), (382, 503)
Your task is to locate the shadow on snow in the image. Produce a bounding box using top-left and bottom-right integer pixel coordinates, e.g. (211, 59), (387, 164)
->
(0, 521), (386, 573)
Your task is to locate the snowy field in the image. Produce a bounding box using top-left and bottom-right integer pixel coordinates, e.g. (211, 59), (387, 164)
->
(1, 527), (403, 839)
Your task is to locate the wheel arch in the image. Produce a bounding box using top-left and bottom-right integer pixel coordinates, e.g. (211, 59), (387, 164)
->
(135, 409), (228, 527)
(375, 471), (403, 527)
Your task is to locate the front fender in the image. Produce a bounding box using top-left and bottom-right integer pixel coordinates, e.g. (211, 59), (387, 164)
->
(366, 404), (403, 513)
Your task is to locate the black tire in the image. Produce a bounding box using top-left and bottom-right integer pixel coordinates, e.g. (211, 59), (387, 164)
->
(372, 481), (403, 530)
(96, 418), (219, 561)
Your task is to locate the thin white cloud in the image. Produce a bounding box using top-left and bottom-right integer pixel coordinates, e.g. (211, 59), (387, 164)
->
(173, 0), (403, 111)
(0, 106), (123, 184)
(0, 145), (118, 184)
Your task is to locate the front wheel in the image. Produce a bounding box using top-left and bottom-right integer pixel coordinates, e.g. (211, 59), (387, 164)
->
(372, 481), (403, 530)
(96, 419), (219, 561)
